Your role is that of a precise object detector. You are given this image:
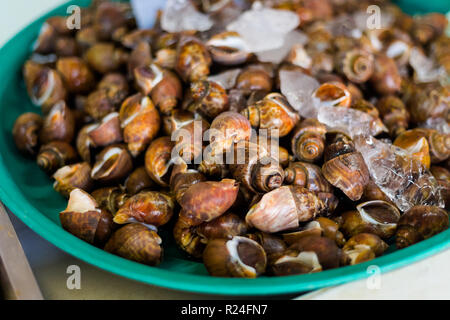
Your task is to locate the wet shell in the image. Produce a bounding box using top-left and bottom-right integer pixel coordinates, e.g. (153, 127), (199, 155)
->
(338, 49), (374, 83)
(245, 186), (326, 233)
(56, 57), (95, 94)
(341, 200), (401, 240)
(59, 188), (114, 246)
(313, 82), (352, 108)
(37, 141), (78, 174)
(288, 235), (342, 270)
(322, 152), (370, 201)
(113, 191), (175, 226)
(206, 31), (251, 66)
(91, 145), (133, 184)
(144, 136), (176, 187)
(284, 162), (333, 193)
(40, 101), (75, 144)
(104, 223), (163, 266)
(91, 186), (129, 215)
(119, 93), (161, 157)
(396, 205), (449, 249)
(53, 162), (94, 198)
(370, 54), (402, 95)
(24, 64), (67, 114)
(134, 63), (183, 115)
(176, 36), (212, 82)
(125, 166), (156, 195)
(190, 80), (229, 119)
(203, 236), (267, 278)
(209, 111), (252, 155)
(180, 179), (239, 226)
(12, 113), (43, 157)
(241, 93), (300, 138)
(88, 112), (123, 148)
(291, 119), (327, 163)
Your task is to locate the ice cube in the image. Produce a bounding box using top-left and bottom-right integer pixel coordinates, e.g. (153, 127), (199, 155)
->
(226, 3), (300, 53)
(318, 106), (387, 138)
(208, 68), (242, 89)
(161, 0), (214, 33)
(354, 135), (444, 212)
(327, 14), (359, 38)
(420, 118), (450, 134)
(279, 69), (320, 118)
(256, 31), (308, 64)
(130, 0), (163, 29)
(409, 47), (446, 83)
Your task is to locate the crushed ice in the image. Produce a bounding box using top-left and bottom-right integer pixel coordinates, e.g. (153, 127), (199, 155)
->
(409, 47), (446, 83)
(354, 135), (444, 212)
(256, 30), (308, 64)
(279, 69), (320, 118)
(226, 2), (300, 53)
(161, 0), (214, 33)
(208, 68), (241, 89)
(318, 106), (386, 138)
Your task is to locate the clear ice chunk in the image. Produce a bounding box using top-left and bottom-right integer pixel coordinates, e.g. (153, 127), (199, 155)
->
(409, 47), (446, 83)
(318, 106), (386, 138)
(161, 0), (214, 33)
(208, 68), (241, 89)
(226, 3), (300, 53)
(279, 69), (320, 118)
(354, 135), (444, 212)
(420, 118), (450, 134)
(130, 0), (163, 29)
(256, 30), (308, 64)
(327, 14), (360, 38)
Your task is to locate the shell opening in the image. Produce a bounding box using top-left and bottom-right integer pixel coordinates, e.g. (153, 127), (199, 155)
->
(91, 147), (123, 177)
(32, 70), (55, 106)
(356, 200), (399, 226)
(207, 34), (249, 52)
(276, 251), (322, 272)
(64, 188), (99, 214)
(226, 236), (257, 276)
(345, 244), (373, 264)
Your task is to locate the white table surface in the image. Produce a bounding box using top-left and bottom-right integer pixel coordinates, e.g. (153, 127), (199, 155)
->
(2, 0), (450, 300)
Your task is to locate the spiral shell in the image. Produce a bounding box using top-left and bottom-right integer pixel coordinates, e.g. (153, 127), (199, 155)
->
(241, 93), (299, 138)
(180, 179), (239, 226)
(338, 48), (374, 83)
(203, 236), (267, 278)
(12, 112), (43, 157)
(396, 205), (449, 249)
(105, 223), (163, 266)
(91, 145), (133, 184)
(40, 101), (75, 144)
(291, 119), (327, 163)
(119, 93), (161, 157)
(53, 162), (94, 198)
(145, 136), (176, 187)
(246, 186), (326, 233)
(37, 141), (78, 174)
(176, 36), (212, 82)
(114, 191), (175, 226)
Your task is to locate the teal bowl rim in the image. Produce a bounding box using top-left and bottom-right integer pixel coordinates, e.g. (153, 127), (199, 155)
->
(1, 0), (450, 296)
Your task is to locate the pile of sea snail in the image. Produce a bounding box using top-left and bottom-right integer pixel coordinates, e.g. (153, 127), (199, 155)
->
(12, 0), (450, 278)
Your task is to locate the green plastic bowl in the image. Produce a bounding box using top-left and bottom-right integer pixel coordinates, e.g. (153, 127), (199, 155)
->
(0, 0), (449, 296)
